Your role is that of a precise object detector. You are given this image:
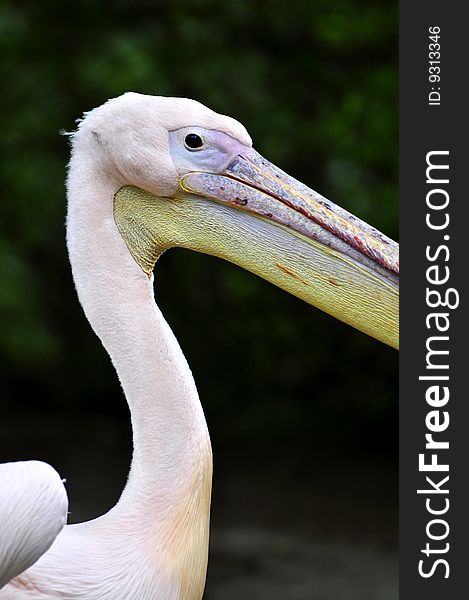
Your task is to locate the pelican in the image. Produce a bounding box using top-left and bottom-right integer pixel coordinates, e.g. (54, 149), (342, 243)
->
(0, 93), (398, 599)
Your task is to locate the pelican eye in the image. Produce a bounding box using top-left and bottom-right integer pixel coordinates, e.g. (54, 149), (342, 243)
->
(184, 133), (204, 150)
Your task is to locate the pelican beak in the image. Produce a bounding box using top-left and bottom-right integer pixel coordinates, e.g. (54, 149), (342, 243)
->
(114, 149), (399, 349)
(179, 149), (399, 349)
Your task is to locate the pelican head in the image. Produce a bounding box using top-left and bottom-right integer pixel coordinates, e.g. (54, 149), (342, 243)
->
(73, 92), (398, 348)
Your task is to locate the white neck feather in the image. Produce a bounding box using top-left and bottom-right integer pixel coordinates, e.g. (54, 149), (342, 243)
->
(59, 139), (212, 597)
(67, 139), (211, 508)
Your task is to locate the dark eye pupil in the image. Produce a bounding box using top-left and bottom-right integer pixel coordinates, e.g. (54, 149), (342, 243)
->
(185, 133), (203, 149)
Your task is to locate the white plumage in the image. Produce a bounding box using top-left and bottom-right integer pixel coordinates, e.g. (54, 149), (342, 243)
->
(0, 93), (398, 599)
(0, 462), (68, 590)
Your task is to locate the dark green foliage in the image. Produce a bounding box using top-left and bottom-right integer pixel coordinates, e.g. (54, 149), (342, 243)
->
(0, 0), (397, 453)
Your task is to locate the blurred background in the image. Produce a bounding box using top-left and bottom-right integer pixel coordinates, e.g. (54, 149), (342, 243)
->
(0, 1), (398, 598)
